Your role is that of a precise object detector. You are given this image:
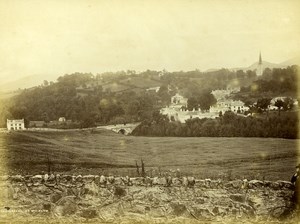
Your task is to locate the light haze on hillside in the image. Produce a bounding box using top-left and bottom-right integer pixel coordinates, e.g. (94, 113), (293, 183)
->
(0, 0), (299, 86)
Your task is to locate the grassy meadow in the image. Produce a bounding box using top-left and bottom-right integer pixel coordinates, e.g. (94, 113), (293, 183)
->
(0, 129), (299, 181)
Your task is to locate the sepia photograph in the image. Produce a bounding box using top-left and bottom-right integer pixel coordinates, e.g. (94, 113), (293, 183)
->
(0, 0), (299, 223)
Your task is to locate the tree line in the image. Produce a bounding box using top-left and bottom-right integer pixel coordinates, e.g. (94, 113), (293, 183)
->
(132, 111), (298, 139)
(240, 66), (298, 96)
(1, 65), (298, 131)
(1, 73), (167, 128)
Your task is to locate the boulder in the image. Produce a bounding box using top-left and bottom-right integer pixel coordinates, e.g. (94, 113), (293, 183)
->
(172, 178), (181, 186)
(55, 196), (77, 216)
(80, 208), (98, 219)
(32, 175), (43, 185)
(94, 175), (100, 185)
(170, 203), (187, 216)
(212, 206), (227, 216)
(43, 174), (49, 182)
(83, 175), (95, 183)
(204, 179), (212, 188)
(60, 175), (72, 183)
(248, 180), (264, 189)
(192, 206), (214, 219)
(83, 182), (99, 196)
(144, 177), (153, 186)
(131, 177), (144, 186)
(51, 192), (63, 203)
(43, 203), (52, 212)
(226, 180), (243, 189)
(121, 176), (132, 186)
(152, 177), (166, 186)
(195, 179), (205, 188)
(32, 185), (52, 195)
(99, 175), (107, 186)
(114, 177), (123, 185)
(276, 181), (294, 190)
(76, 175), (83, 182)
(229, 194), (246, 203)
(10, 175), (24, 182)
(165, 176), (172, 187)
(187, 177), (195, 187)
(107, 176), (115, 184)
(114, 186), (126, 197)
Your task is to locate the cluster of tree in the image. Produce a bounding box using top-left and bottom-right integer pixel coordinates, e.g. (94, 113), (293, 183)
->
(2, 65), (296, 129)
(132, 111), (298, 139)
(243, 97), (296, 116)
(163, 68), (256, 98)
(0, 73), (167, 128)
(186, 91), (217, 111)
(240, 66), (298, 95)
(0, 67), (259, 127)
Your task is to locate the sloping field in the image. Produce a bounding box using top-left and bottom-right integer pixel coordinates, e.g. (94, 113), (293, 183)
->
(119, 76), (161, 88)
(0, 129), (299, 181)
(102, 82), (130, 92)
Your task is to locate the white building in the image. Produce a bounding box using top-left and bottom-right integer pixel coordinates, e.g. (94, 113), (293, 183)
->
(160, 93), (249, 123)
(7, 119), (25, 130)
(146, 86), (160, 93)
(171, 93), (188, 107)
(58, 117), (66, 122)
(211, 89), (231, 101)
(209, 100), (248, 114)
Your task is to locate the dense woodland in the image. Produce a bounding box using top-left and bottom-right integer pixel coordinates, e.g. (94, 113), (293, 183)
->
(0, 65), (298, 138)
(132, 111), (298, 139)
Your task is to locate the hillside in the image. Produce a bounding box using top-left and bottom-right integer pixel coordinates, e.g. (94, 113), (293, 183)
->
(1, 129), (298, 181)
(1, 56), (299, 92)
(244, 60), (282, 71)
(0, 74), (56, 92)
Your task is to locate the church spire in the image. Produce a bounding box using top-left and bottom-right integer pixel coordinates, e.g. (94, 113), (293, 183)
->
(259, 52), (262, 65)
(257, 51), (263, 76)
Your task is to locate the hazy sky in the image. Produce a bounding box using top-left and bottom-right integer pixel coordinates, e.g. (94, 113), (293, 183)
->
(0, 0), (300, 82)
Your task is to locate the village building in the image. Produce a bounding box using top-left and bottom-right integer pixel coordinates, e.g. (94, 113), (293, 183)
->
(160, 93), (249, 123)
(7, 119), (25, 130)
(29, 121), (46, 128)
(171, 93), (188, 107)
(268, 97), (298, 110)
(58, 117), (66, 122)
(211, 89), (231, 101)
(146, 86), (160, 93)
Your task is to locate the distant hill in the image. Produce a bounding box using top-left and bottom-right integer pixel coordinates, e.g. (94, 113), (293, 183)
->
(211, 56), (300, 73)
(1, 56), (299, 92)
(0, 74), (56, 92)
(242, 60), (282, 72)
(279, 56), (300, 67)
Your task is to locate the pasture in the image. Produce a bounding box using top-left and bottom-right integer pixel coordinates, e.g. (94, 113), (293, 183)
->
(0, 129), (298, 181)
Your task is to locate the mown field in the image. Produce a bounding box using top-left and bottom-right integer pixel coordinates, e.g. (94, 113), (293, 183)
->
(0, 129), (299, 181)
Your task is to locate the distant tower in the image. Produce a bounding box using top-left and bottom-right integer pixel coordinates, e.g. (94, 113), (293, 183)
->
(257, 52), (263, 76)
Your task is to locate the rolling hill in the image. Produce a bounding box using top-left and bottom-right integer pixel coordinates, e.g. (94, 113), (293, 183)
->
(0, 129), (298, 181)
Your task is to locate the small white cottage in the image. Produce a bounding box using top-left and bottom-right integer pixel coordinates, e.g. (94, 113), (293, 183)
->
(7, 119), (25, 130)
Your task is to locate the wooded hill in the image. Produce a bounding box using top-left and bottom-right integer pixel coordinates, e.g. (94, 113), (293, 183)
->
(0, 66), (298, 131)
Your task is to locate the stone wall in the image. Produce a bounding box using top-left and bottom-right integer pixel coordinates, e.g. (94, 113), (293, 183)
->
(0, 175), (298, 223)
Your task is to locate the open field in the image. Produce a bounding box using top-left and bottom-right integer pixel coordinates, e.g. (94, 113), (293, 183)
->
(0, 129), (299, 181)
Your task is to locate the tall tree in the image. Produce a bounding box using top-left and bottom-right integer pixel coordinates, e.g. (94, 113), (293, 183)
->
(275, 99), (284, 116)
(198, 92), (217, 112)
(256, 98), (271, 114)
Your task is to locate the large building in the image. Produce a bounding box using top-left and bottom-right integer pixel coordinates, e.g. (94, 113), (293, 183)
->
(7, 119), (25, 130)
(160, 93), (249, 123)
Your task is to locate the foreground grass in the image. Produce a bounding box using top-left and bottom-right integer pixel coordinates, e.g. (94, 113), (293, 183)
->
(0, 129), (298, 180)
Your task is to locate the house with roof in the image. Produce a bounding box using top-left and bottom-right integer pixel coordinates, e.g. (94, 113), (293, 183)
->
(7, 119), (25, 130)
(29, 121), (46, 128)
(160, 93), (249, 123)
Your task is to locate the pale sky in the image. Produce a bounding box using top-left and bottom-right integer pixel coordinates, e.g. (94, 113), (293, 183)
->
(0, 0), (300, 82)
